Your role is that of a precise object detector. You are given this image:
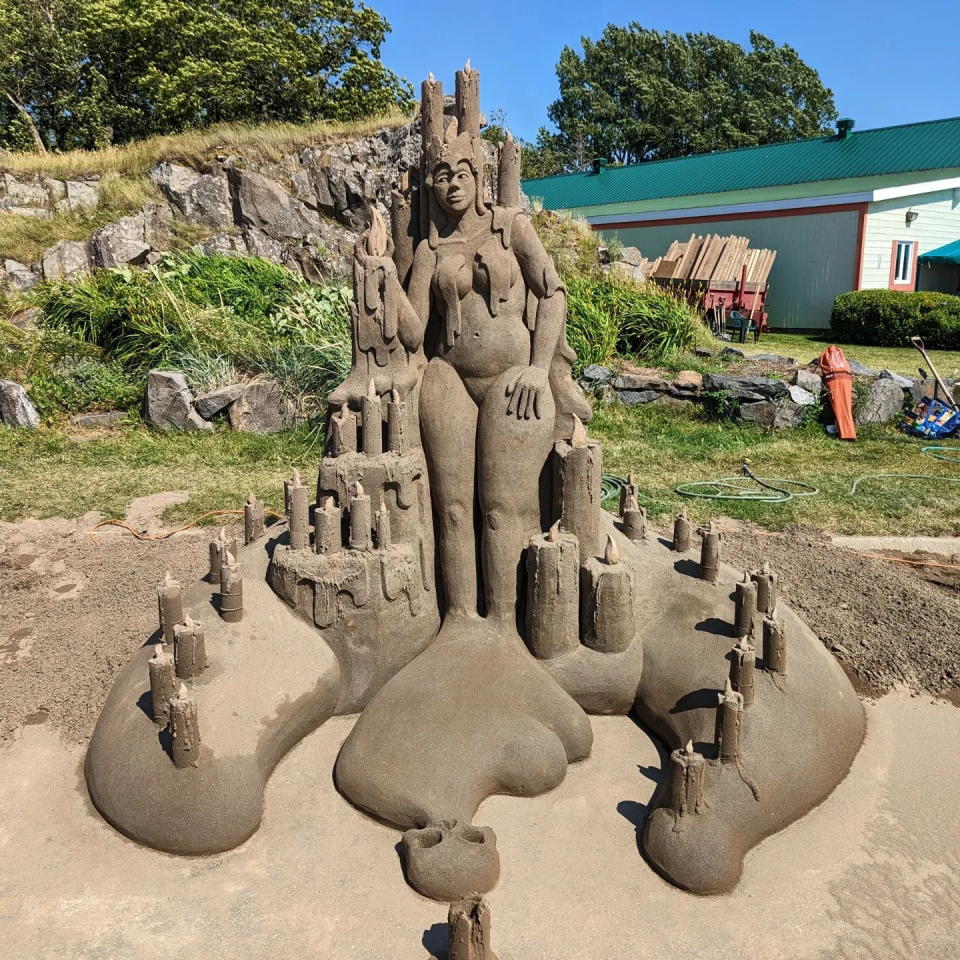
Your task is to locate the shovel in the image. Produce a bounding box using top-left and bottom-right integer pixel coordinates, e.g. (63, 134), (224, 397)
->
(910, 337), (959, 411)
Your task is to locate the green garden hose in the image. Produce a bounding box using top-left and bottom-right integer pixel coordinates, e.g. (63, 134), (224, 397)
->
(674, 460), (818, 504)
(849, 444), (960, 494)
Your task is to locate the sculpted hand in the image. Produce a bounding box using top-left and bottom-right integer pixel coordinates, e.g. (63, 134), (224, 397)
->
(505, 366), (549, 420)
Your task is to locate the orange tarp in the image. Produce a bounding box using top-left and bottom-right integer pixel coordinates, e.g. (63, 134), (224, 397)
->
(819, 346), (857, 441)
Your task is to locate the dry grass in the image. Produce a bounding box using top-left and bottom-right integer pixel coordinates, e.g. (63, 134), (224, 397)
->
(0, 175), (161, 263)
(0, 112), (411, 181)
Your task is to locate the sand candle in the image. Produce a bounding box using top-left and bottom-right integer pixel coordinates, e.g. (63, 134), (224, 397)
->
(330, 402), (358, 456)
(621, 491), (646, 541)
(156, 571), (183, 645)
(497, 133), (521, 207)
(763, 614), (787, 676)
(387, 386), (407, 454)
(349, 481), (373, 551)
(455, 61), (481, 138)
(667, 740), (706, 820)
(288, 468), (310, 552)
(148, 642), (176, 725)
(699, 522), (722, 583)
(314, 496), (342, 555)
(219, 551), (243, 623)
(730, 637), (756, 707)
(751, 562), (778, 617)
(553, 415), (603, 563)
(173, 614), (206, 680)
(733, 574), (757, 639)
(673, 510), (692, 552)
(421, 73), (444, 147)
(580, 534), (635, 654)
(244, 492), (265, 544)
(361, 379), (383, 456)
(717, 678), (744, 763)
(525, 521), (580, 659)
(169, 683), (200, 769)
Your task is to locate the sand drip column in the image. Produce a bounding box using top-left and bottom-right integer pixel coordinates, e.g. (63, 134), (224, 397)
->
(208, 528), (238, 584)
(170, 683), (200, 769)
(375, 499), (392, 548)
(553, 415), (602, 563)
(667, 740), (705, 824)
(387, 386), (407, 453)
(244, 492), (265, 544)
(580, 535), (635, 653)
(148, 643), (176, 724)
(673, 510), (692, 552)
(220, 552), (244, 623)
(455, 61), (481, 138)
(173, 615), (206, 680)
(525, 521), (580, 659)
(448, 895), (496, 960)
(314, 496), (342, 555)
(730, 637), (756, 707)
(156, 572), (183, 645)
(498, 133), (521, 207)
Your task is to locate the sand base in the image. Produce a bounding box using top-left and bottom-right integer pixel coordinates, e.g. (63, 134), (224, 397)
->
(1, 691), (958, 960)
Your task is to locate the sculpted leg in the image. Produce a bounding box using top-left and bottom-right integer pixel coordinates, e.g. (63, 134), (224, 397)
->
(477, 368), (556, 622)
(421, 357), (480, 618)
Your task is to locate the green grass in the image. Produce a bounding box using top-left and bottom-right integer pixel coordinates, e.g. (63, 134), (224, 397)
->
(2, 405), (959, 537)
(0, 425), (325, 525)
(590, 402), (960, 537)
(741, 332), (960, 379)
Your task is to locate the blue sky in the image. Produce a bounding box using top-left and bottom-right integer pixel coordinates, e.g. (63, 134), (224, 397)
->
(375, 0), (959, 142)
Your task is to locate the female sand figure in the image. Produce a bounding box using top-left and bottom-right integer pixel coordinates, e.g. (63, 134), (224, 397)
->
(358, 128), (588, 625)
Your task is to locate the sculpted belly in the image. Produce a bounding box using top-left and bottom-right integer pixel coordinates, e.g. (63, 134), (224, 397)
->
(439, 291), (531, 378)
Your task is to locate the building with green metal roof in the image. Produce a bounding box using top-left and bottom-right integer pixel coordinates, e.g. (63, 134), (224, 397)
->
(523, 117), (960, 329)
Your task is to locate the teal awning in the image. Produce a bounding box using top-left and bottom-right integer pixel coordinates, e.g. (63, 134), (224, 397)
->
(919, 239), (960, 264)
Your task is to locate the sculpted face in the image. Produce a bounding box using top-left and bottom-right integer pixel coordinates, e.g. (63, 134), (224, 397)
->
(432, 161), (476, 216)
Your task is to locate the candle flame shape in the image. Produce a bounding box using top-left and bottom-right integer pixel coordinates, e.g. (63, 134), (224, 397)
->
(685, 739), (694, 756)
(219, 526), (226, 541)
(354, 481), (365, 498)
(366, 206), (388, 258)
(367, 378), (378, 399)
(163, 570), (173, 585)
(291, 467), (302, 487)
(340, 401), (350, 417)
(183, 613), (196, 629)
(152, 642), (165, 659)
(323, 496), (336, 512)
(428, 71), (435, 82)
(625, 491), (640, 512)
(224, 549), (236, 566)
(604, 533), (621, 565)
(547, 520), (561, 543)
(762, 561), (771, 574)
(391, 386), (400, 404)
(464, 58), (472, 74)
(176, 682), (188, 700)
(570, 415), (588, 447)
(723, 676), (735, 699)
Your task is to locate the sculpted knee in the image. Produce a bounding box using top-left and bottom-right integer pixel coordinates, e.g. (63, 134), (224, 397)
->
(484, 508), (506, 532)
(441, 501), (472, 531)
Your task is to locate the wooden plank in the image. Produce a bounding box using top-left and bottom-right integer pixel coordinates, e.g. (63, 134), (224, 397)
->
(699, 235), (727, 282)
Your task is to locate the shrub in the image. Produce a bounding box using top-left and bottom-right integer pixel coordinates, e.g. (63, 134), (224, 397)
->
(831, 289), (960, 348)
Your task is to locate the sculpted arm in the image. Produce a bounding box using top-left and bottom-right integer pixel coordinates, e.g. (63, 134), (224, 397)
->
(398, 241), (434, 352)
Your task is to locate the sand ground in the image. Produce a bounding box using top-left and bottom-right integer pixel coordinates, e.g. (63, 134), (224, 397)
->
(1, 691), (959, 960)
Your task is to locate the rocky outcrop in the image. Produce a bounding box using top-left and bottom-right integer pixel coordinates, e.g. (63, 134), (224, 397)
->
(90, 203), (173, 268)
(145, 371), (212, 432)
(228, 381), (294, 433)
(150, 163), (234, 228)
(0, 380), (40, 428)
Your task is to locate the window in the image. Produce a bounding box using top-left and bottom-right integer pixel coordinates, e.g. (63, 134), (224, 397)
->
(894, 240), (915, 285)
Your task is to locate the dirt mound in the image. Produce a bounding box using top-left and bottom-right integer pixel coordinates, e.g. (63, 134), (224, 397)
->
(724, 525), (960, 701)
(0, 509), (241, 744)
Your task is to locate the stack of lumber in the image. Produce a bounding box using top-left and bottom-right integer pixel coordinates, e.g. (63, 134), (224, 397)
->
(649, 234), (776, 286)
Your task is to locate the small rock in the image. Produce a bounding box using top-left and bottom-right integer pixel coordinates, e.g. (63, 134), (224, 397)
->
(580, 364), (612, 384)
(848, 359), (879, 377)
(2, 259), (39, 291)
(694, 347), (715, 358)
(787, 384), (816, 406)
(702, 373), (787, 401)
(879, 369), (915, 389)
(749, 352), (797, 366)
(673, 370), (702, 391)
(0, 380), (40, 428)
(194, 383), (246, 419)
(228, 380), (294, 433)
(857, 379), (906, 425)
(618, 245), (644, 267)
(720, 346), (745, 360)
(145, 371), (212, 432)
(831, 643), (851, 657)
(41, 240), (91, 280)
(9, 306), (40, 330)
(612, 373), (669, 392)
(792, 368), (823, 394)
(69, 410), (127, 428)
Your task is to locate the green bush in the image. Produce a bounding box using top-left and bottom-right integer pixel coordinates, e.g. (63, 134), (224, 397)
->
(30, 251), (352, 420)
(831, 289), (960, 348)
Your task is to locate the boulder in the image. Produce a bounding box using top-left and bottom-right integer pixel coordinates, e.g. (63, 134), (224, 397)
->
(909, 379), (960, 406)
(792, 368), (823, 394)
(194, 384), (246, 419)
(694, 347), (715, 358)
(749, 353), (797, 366)
(857, 379), (907, 425)
(2, 259), (39, 291)
(150, 163), (234, 228)
(719, 346), (745, 360)
(42, 240), (91, 280)
(618, 245), (644, 267)
(580, 364), (612, 384)
(145, 371), (212, 432)
(69, 410), (127, 428)
(90, 213), (151, 268)
(64, 180), (101, 212)
(787, 384), (816, 406)
(2, 174), (48, 207)
(616, 389), (661, 406)
(702, 373), (788, 402)
(613, 373), (670, 392)
(229, 168), (321, 239)
(9, 306), (40, 330)
(738, 398), (807, 429)
(650, 396), (697, 413)
(848, 359), (879, 377)
(879, 369), (915, 389)
(673, 370), (702, 391)
(228, 380), (295, 433)
(0, 380), (40, 428)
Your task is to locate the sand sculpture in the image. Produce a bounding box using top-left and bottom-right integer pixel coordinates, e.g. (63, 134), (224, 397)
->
(85, 66), (865, 912)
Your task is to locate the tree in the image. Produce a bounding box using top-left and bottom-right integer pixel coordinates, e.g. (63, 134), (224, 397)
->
(0, 0), (412, 152)
(542, 24), (838, 171)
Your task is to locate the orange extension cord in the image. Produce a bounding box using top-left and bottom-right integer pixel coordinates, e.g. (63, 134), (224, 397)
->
(86, 509), (284, 547)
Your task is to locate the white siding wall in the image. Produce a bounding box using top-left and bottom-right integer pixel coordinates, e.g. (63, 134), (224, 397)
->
(861, 189), (960, 290)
